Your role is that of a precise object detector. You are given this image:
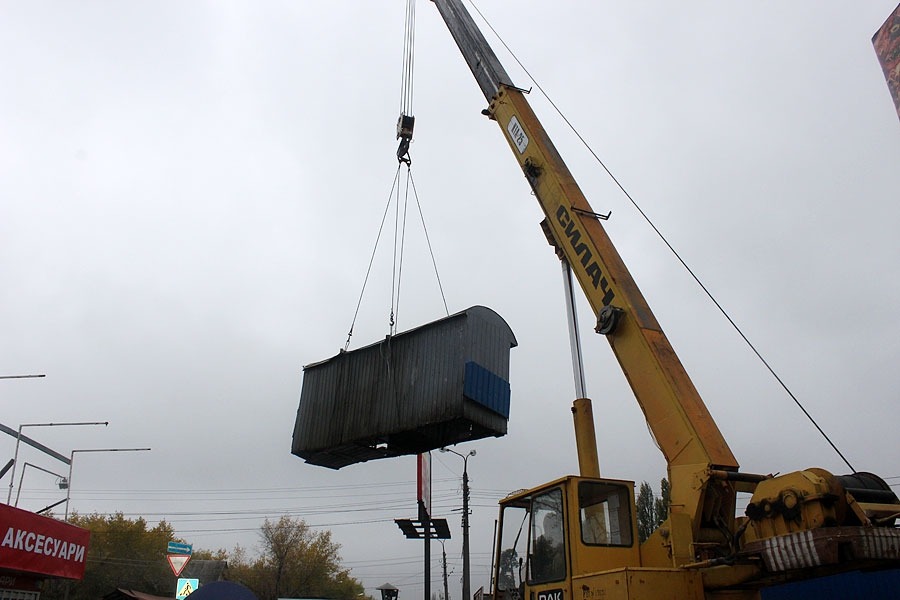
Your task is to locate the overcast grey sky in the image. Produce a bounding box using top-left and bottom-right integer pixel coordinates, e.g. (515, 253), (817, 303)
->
(3, 2), (899, 599)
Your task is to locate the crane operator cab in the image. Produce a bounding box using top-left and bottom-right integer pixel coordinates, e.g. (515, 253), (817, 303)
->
(493, 476), (641, 600)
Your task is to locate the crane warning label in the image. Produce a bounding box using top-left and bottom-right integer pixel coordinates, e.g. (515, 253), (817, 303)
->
(507, 116), (529, 153)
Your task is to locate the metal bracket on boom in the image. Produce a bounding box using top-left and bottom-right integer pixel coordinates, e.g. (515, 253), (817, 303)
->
(572, 206), (611, 221)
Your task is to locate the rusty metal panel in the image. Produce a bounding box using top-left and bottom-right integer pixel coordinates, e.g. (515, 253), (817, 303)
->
(873, 3), (900, 121)
(291, 306), (517, 469)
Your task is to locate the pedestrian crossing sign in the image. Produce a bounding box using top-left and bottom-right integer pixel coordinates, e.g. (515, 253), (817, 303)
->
(176, 578), (199, 599)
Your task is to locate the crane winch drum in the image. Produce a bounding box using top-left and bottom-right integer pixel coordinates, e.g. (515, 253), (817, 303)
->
(291, 306), (517, 469)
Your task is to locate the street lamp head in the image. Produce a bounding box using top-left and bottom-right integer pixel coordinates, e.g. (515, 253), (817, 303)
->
(440, 446), (476, 459)
(57, 477), (68, 490)
(6, 420), (110, 505)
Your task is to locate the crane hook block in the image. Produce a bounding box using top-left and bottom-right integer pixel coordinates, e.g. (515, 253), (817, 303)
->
(397, 114), (415, 141)
(396, 114), (415, 163)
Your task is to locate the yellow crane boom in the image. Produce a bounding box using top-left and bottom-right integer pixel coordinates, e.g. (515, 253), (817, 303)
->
(432, 0), (737, 534)
(430, 1), (900, 598)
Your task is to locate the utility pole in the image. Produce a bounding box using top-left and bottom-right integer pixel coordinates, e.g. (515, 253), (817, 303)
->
(441, 541), (450, 600)
(423, 500), (431, 600)
(461, 465), (471, 600)
(441, 447), (475, 600)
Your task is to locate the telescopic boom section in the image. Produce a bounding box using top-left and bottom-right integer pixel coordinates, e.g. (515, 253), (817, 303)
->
(431, 0), (738, 493)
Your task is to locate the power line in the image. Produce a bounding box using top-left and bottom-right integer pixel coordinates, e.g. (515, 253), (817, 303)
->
(464, 0), (857, 474)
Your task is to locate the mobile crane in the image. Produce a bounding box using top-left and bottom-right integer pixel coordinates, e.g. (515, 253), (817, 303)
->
(430, 1), (900, 598)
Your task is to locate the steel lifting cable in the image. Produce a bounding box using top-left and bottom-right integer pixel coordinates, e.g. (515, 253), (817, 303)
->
(390, 166), (413, 334)
(392, 164), (451, 333)
(345, 165), (404, 351)
(345, 0), (449, 348)
(390, 0), (417, 331)
(400, 0), (415, 118)
(346, 2), (416, 348)
(409, 169), (451, 317)
(397, 0), (416, 163)
(391, 0), (450, 330)
(465, 0), (856, 473)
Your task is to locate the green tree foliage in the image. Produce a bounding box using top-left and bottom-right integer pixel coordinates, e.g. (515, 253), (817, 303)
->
(38, 513), (364, 600)
(41, 513), (178, 600)
(497, 548), (520, 591)
(655, 478), (670, 525)
(228, 516), (365, 600)
(636, 478), (670, 543)
(191, 547), (229, 561)
(636, 482), (656, 543)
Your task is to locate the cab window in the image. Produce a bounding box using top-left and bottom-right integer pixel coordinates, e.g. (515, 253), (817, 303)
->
(578, 480), (633, 547)
(496, 501), (528, 600)
(529, 488), (565, 582)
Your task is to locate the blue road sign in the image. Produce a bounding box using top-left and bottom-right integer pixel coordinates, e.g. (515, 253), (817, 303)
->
(176, 578), (199, 599)
(167, 541), (193, 555)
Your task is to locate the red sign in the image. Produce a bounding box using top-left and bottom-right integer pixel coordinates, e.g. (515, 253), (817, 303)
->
(0, 504), (91, 580)
(167, 553), (191, 576)
(417, 452), (431, 517)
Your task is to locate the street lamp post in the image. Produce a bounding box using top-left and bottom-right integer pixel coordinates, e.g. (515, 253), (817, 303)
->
(441, 447), (476, 600)
(14, 461), (68, 507)
(65, 448), (151, 520)
(7, 421), (109, 504)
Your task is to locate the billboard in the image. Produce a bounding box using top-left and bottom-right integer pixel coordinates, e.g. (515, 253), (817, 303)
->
(873, 3), (900, 120)
(0, 504), (91, 580)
